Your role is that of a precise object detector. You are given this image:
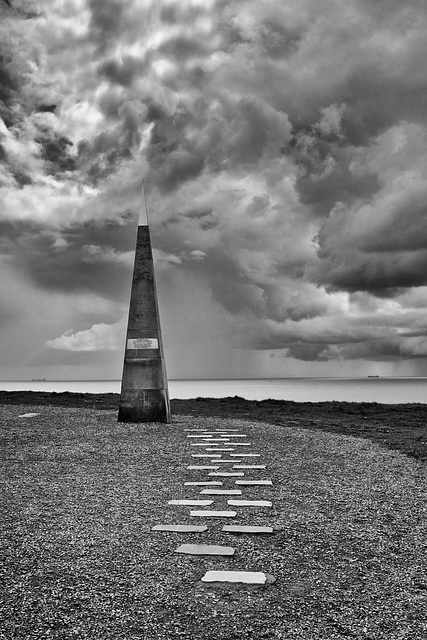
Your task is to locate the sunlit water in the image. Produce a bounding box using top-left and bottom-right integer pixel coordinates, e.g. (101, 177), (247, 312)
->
(0, 378), (426, 404)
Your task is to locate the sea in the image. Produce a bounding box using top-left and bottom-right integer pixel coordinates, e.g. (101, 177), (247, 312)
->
(0, 378), (426, 404)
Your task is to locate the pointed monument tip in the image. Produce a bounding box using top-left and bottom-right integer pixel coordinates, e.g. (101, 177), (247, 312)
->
(139, 179), (149, 226)
(139, 202), (148, 226)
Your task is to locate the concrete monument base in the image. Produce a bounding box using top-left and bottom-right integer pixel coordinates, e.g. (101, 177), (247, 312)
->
(117, 388), (170, 423)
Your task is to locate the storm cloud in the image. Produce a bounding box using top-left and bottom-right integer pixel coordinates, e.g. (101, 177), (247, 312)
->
(1, 0), (427, 379)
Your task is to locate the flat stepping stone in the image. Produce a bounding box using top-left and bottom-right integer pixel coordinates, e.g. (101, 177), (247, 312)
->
(230, 443), (251, 446)
(213, 429), (242, 432)
(18, 412), (41, 418)
(176, 544), (235, 556)
(187, 465), (219, 470)
(184, 481), (222, 486)
(190, 510), (237, 517)
(186, 430), (216, 433)
(201, 489), (242, 495)
(152, 524), (208, 532)
(209, 472), (244, 477)
(233, 465), (266, 469)
(201, 571), (267, 584)
(191, 454), (222, 458)
(222, 525), (274, 534)
(235, 480), (272, 486)
(220, 434), (247, 438)
(168, 499), (213, 506)
(231, 453), (260, 457)
(187, 432), (216, 438)
(191, 443), (221, 447)
(191, 436), (228, 446)
(227, 500), (272, 507)
(184, 430), (212, 433)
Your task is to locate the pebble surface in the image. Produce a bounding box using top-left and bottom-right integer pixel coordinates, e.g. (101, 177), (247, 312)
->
(3, 406), (426, 640)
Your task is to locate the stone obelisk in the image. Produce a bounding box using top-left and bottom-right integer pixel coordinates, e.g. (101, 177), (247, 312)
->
(118, 186), (171, 423)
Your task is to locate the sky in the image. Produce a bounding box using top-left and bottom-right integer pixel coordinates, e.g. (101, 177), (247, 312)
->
(1, 0), (427, 381)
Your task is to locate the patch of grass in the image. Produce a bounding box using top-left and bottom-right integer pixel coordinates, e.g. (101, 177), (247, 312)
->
(173, 396), (427, 462)
(0, 391), (426, 462)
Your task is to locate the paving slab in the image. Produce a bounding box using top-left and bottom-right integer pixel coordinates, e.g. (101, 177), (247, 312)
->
(213, 429), (242, 432)
(190, 510), (237, 517)
(152, 525), (208, 532)
(184, 481), (223, 486)
(235, 480), (272, 485)
(191, 454), (222, 458)
(184, 432), (213, 435)
(201, 489), (242, 495)
(229, 443), (251, 446)
(175, 544), (235, 556)
(233, 465), (266, 469)
(191, 443), (221, 447)
(201, 571), (267, 584)
(222, 525), (274, 534)
(227, 500), (272, 507)
(219, 435), (247, 438)
(209, 472), (244, 477)
(168, 499), (213, 506)
(187, 465), (220, 470)
(231, 453), (260, 457)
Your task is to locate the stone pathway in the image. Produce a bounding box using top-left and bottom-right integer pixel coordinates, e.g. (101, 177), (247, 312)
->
(152, 424), (276, 585)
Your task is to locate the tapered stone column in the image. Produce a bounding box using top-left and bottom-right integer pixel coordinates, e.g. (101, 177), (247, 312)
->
(118, 192), (171, 423)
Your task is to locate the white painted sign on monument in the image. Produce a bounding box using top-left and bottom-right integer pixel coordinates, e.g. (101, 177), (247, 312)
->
(127, 338), (159, 349)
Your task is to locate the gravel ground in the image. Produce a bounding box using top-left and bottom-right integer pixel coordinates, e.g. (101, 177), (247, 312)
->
(1, 404), (426, 639)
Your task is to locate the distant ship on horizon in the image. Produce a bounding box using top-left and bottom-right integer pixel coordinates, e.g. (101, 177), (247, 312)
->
(368, 375), (380, 378)
(31, 378), (47, 381)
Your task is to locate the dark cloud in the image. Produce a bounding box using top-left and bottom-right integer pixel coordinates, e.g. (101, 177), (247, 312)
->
(23, 245), (129, 302)
(284, 343), (327, 362)
(36, 104), (57, 113)
(88, 0), (130, 49)
(38, 134), (76, 175)
(98, 55), (146, 87)
(158, 36), (208, 62)
(0, 52), (17, 108)
(290, 140), (380, 218)
(76, 101), (144, 184)
(0, 47), (26, 128)
(10, 166), (32, 186)
(159, 2), (208, 26)
(87, 0), (156, 54)
(314, 247), (427, 294)
(146, 95), (291, 192)
(2, 0), (427, 375)
(146, 115), (205, 192)
(0, 217), (134, 303)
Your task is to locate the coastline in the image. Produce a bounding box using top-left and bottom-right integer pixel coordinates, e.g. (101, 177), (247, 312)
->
(1, 390), (426, 462)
